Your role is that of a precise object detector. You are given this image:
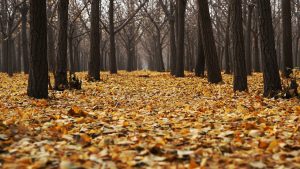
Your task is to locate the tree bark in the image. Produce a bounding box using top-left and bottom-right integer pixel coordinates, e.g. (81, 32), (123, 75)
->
(27, 0), (48, 99)
(109, 0), (117, 74)
(224, 4), (231, 74)
(88, 0), (101, 80)
(282, 0), (293, 77)
(195, 8), (205, 77)
(20, 2), (29, 74)
(197, 0), (222, 83)
(231, 0), (248, 92)
(175, 0), (187, 77)
(245, 4), (254, 75)
(54, 0), (69, 90)
(257, 0), (282, 97)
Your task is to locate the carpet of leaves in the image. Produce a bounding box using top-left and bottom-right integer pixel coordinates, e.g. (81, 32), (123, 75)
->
(0, 71), (300, 169)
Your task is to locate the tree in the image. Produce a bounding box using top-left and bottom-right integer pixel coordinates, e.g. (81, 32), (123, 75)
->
(195, 3), (205, 77)
(27, 0), (48, 98)
(175, 0), (187, 77)
(224, 4), (231, 74)
(20, 1), (29, 74)
(257, 0), (282, 97)
(54, 0), (69, 90)
(197, 0), (222, 83)
(245, 3), (254, 75)
(231, 0), (248, 91)
(282, 0), (293, 77)
(88, 0), (101, 80)
(159, 0), (176, 75)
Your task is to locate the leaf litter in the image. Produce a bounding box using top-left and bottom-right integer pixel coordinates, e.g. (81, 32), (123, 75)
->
(0, 71), (299, 168)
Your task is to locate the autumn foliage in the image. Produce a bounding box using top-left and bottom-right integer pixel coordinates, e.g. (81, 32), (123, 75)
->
(0, 71), (300, 168)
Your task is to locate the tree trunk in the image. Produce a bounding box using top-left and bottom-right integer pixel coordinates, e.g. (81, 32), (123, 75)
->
(257, 0), (282, 97)
(17, 33), (22, 72)
(54, 0), (69, 90)
(88, 0), (101, 80)
(169, 2), (177, 76)
(175, 0), (186, 77)
(20, 2), (29, 74)
(197, 0), (222, 83)
(245, 4), (254, 75)
(282, 0), (293, 77)
(109, 0), (117, 74)
(231, 0), (248, 92)
(224, 4), (231, 74)
(195, 5), (205, 77)
(27, 0), (48, 99)
(47, 23), (55, 72)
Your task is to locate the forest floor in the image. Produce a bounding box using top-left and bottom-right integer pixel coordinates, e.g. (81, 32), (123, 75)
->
(0, 71), (300, 169)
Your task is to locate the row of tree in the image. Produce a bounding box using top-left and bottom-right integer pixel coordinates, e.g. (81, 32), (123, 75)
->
(0, 0), (299, 98)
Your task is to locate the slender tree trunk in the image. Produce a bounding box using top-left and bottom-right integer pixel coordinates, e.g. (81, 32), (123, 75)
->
(197, 0), (222, 83)
(224, 4), (231, 74)
(282, 0), (293, 77)
(195, 6), (205, 77)
(88, 0), (101, 80)
(68, 36), (74, 74)
(109, 0), (117, 74)
(47, 24), (55, 72)
(231, 0), (248, 91)
(175, 0), (186, 77)
(20, 2), (29, 74)
(54, 0), (69, 90)
(17, 34), (22, 72)
(27, 0), (48, 99)
(257, 0), (282, 97)
(169, 2), (177, 76)
(245, 4), (254, 75)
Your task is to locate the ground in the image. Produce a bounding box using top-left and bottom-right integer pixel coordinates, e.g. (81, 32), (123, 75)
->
(0, 71), (299, 169)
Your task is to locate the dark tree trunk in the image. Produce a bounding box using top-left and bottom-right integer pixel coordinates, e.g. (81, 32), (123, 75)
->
(109, 0), (117, 74)
(27, 0), (48, 99)
(54, 0), (69, 90)
(156, 32), (165, 72)
(195, 8), (205, 77)
(231, 0), (248, 92)
(245, 4), (254, 75)
(282, 0), (293, 77)
(224, 4), (231, 74)
(47, 23), (55, 72)
(197, 0), (222, 83)
(17, 34), (22, 72)
(68, 35), (74, 74)
(175, 0), (186, 77)
(253, 32), (261, 72)
(257, 0), (282, 97)
(88, 0), (101, 80)
(253, 8), (261, 72)
(169, 2), (177, 76)
(20, 2), (29, 74)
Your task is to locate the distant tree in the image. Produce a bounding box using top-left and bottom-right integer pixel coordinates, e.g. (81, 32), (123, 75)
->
(54, 0), (69, 90)
(20, 1), (29, 74)
(257, 0), (282, 97)
(88, 0), (101, 80)
(231, 0), (248, 91)
(175, 0), (187, 77)
(159, 0), (176, 75)
(224, 3), (231, 74)
(197, 0), (222, 83)
(27, 0), (48, 98)
(245, 3), (254, 75)
(282, 0), (293, 77)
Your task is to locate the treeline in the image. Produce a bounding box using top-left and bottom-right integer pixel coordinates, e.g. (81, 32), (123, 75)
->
(0, 0), (299, 98)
